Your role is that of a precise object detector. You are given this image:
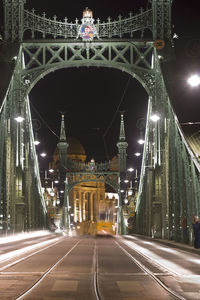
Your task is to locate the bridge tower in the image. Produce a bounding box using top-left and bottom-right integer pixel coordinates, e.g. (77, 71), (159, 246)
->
(57, 114), (71, 230)
(117, 113), (128, 174)
(117, 113), (128, 234)
(3, 0), (25, 42)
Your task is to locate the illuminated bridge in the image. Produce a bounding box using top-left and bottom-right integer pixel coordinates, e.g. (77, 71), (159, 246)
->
(1, 1), (200, 299)
(0, 1), (200, 245)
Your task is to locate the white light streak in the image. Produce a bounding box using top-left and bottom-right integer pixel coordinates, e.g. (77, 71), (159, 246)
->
(0, 230), (51, 245)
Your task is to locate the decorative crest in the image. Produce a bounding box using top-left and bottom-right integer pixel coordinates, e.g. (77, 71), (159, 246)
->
(83, 7), (93, 18)
(76, 8), (99, 41)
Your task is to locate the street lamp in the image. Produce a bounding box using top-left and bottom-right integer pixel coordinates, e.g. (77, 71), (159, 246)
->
(138, 139), (145, 145)
(34, 131), (40, 145)
(187, 74), (200, 87)
(14, 116), (24, 123)
(150, 114), (160, 122)
(34, 140), (40, 146)
(134, 152), (141, 157)
(124, 198), (128, 204)
(40, 152), (47, 157)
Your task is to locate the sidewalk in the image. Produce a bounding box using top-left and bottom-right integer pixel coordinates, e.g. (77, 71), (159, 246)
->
(132, 234), (200, 256)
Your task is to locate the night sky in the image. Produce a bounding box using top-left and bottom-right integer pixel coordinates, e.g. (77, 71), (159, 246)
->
(0, 0), (200, 170)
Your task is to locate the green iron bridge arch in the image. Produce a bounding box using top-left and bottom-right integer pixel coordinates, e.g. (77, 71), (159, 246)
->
(1, 0), (200, 241)
(20, 41), (155, 97)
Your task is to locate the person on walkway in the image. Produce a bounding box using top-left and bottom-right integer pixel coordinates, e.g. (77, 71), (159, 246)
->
(192, 216), (200, 249)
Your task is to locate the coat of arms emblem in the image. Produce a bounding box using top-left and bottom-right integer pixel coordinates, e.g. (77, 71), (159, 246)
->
(77, 8), (99, 41)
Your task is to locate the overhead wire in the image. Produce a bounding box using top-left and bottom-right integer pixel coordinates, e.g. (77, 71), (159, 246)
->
(102, 76), (131, 160)
(30, 75), (131, 161)
(30, 102), (59, 139)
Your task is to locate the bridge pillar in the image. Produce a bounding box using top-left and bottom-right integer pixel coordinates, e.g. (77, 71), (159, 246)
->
(152, 0), (173, 42)
(3, 0), (26, 42)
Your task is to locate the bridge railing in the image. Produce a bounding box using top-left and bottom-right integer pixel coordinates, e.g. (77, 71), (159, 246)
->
(23, 8), (152, 40)
(66, 158), (114, 173)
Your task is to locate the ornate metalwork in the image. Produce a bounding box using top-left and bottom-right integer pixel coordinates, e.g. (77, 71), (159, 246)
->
(66, 172), (119, 193)
(66, 158), (112, 173)
(23, 8), (152, 41)
(3, 1), (173, 42)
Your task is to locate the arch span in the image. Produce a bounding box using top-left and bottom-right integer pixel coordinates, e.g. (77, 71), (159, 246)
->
(21, 41), (155, 98)
(67, 178), (119, 194)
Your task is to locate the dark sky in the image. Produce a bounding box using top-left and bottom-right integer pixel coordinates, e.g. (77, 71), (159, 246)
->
(1, 0), (200, 169)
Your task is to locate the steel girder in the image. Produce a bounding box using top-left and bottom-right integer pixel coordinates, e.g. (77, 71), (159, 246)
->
(136, 50), (200, 243)
(19, 41), (155, 97)
(0, 49), (47, 234)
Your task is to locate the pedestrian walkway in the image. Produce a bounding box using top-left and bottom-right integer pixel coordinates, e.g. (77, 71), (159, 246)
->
(132, 234), (200, 256)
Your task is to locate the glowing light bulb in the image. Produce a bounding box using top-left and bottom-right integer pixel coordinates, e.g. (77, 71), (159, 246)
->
(187, 74), (200, 87)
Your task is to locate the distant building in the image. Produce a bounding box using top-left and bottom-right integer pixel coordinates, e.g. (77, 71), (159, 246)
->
(42, 137), (118, 233)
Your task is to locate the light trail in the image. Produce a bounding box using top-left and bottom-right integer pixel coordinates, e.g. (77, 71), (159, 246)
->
(123, 235), (200, 275)
(0, 236), (61, 265)
(0, 230), (52, 245)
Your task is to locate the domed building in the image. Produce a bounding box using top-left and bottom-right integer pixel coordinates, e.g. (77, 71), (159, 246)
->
(42, 113), (130, 234)
(52, 137), (87, 167)
(44, 120), (118, 234)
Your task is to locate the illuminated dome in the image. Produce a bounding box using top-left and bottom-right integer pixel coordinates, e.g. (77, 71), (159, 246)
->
(52, 137), (86, 166)
(67, 137), (86, 155)
(110, 155), (119, 171)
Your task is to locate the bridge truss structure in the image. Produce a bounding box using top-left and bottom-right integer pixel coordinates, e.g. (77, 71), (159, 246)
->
(0, 0), (200, 241)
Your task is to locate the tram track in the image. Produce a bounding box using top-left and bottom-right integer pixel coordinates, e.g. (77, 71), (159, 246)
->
(15, 238), (82, 300)
(115, 238), (186, 300)
(0, 235), (191, 299)
(9, 236), (101, 300)
(0, 235), (67, 271)
(93, 239), (102, 300)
